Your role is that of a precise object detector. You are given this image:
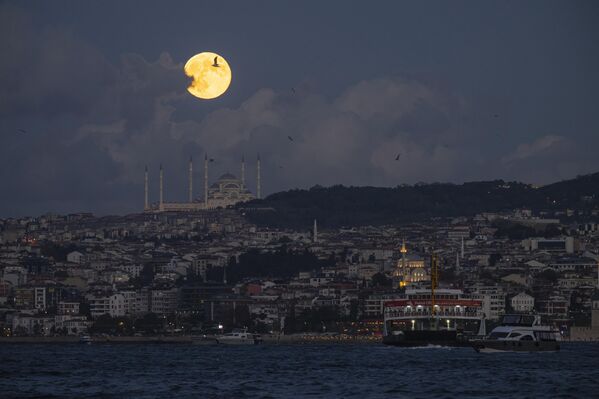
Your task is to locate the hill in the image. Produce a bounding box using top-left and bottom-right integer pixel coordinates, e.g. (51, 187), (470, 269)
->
(239, 172), (599, 229)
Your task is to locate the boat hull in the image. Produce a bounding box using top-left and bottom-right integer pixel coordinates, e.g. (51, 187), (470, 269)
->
(382, 330), (469, 347)
(216, 337), (258, 345)
(471, 340), (560, 353)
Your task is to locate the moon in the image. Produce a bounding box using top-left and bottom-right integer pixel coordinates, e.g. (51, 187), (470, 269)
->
(184, 52), (232, 99)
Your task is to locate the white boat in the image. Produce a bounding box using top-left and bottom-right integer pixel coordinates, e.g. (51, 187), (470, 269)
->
(471, 314), (561, 353)
(79, 335), (93, 344)
(216, 329), (259, 345)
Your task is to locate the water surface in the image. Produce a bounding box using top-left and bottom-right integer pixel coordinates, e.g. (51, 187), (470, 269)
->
(1, 343), (597, 398)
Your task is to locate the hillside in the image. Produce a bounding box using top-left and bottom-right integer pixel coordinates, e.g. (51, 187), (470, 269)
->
(239, 173), (599, 229)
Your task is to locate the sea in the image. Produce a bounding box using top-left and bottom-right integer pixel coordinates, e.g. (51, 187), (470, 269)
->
(1, 342), (598, 398)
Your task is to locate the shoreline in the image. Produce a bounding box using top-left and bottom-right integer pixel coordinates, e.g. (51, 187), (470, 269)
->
(0, 335), (382, 345)
(2, 336), (594, 345)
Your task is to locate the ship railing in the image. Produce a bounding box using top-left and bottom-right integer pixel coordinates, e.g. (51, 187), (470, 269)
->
(384, 309), (482, 319)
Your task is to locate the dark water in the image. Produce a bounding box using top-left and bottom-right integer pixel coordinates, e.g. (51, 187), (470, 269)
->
(1, 343), (598, 398)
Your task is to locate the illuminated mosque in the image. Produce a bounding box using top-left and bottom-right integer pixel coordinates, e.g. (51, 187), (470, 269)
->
(144, 154), (261, 212)
(393, 240), (428, 288)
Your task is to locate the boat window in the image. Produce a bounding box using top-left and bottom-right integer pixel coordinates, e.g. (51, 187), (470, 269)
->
(508, 332), (521, 338)
(489, 332), (509, 339)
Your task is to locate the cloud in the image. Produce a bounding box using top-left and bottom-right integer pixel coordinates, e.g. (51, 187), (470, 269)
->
(1, 4), (598, 217)
(501, 135), (566, 163)
(500, 135), (598, 184)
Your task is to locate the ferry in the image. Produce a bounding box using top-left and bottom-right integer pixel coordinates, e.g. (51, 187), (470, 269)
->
(216, 329), (261, 345)
(470, 314), (561, 353)
(382, 288), (485, 347)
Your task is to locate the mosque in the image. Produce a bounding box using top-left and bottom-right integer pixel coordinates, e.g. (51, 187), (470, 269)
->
(144, 154), (261, 212)
(392, 241), (428, 288)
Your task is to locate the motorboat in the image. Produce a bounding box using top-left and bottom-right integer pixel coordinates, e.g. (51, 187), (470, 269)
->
(216, 329), (259, 345)
(471, 314), (560, 353)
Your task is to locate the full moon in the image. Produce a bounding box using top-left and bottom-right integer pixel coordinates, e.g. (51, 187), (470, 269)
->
(184, 52), (232, 99)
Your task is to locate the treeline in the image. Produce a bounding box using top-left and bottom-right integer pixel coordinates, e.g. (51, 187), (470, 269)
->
(240, 173), (599, 229)
(226, 246), (335, 283)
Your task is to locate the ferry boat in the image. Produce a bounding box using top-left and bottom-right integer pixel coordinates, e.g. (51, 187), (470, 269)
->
(216, 329), (260, 345)
(470, 314), (561, 353)
(382, 288), (485, 347)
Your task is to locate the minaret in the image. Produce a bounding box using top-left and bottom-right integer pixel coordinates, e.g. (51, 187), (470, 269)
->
(241, 154), (245, 190)
(144, 166), (149, 210)
(256, 153), (261, 199)
(204, 154), (208, 207)
(188, 156), (193, 203)
(456, 251), (461, 273)
(159, 164), (164, 210)
(313, 219), (318, 243)
(461, 236), (464, 259)
(400, 240), (407, 269)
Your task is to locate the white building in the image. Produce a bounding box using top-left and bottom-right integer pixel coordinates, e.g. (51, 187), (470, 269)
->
(511, 292), (534, 313)
(471, 286), (506, 320)
(521, 237), (575, 253)
(34, 287), (46, 311)
(150, 288), (179, 315)
(66, 251), (85, 264)
(87, 293), (126, 318)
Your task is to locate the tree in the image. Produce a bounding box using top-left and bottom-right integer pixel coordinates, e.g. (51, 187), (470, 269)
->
(134, 313), (163, 334)
(90, 314), (117, 334)
(371, 273), (392, 288)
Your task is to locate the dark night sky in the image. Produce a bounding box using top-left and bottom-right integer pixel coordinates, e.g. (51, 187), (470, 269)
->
(1, 0), (598, 217)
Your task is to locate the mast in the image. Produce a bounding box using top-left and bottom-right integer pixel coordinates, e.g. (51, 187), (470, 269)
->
(431, 253), (439, 317)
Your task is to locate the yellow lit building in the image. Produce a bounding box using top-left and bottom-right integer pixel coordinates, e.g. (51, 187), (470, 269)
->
(393, 241), (427, 288)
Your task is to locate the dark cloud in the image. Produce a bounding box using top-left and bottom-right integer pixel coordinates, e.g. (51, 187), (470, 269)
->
(1, 2), (598, 217)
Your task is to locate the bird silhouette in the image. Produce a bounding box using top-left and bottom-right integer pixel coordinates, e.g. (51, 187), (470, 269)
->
(291, 88), (296, 94)
(287, 136), (294, 141)
(493, 114), (499, 118)
(17, 129), (26, 134)
(395, 153), (401, 160)
(212, 57), (220, 67)
(209, 158), (215, 162)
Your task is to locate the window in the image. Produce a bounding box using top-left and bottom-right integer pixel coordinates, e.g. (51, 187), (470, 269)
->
(508, 332), (521, 338)
(489, 332), (509, 339)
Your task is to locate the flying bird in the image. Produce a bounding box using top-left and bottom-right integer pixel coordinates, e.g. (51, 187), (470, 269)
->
(287, 135), (294, 141)
(395, 153), (401, 160)
(17, 129), (27, 134)
(212, 57), (220, 67)
(493, 114), (499, 118)
(209, 158), (215, 162)
(291, 88), (296, 94)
